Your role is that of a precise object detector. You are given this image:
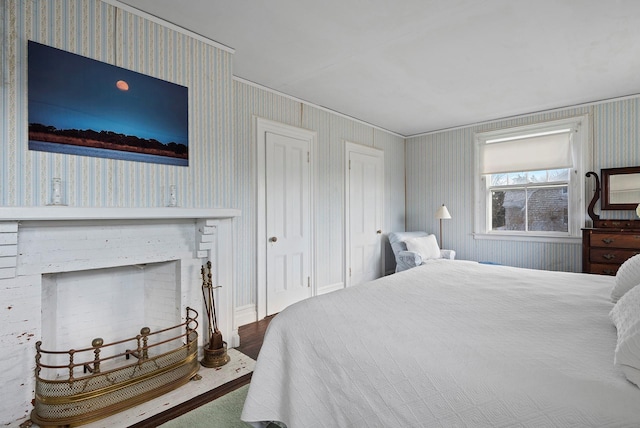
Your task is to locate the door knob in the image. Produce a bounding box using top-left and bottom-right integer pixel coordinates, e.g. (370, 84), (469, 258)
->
(376, 230), (382, 234)
(269, 236), (278, 243)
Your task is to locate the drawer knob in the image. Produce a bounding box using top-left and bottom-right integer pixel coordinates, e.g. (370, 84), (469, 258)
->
(601, 238), (615, 244)
(603, 269), (616, 275)
(603, 253), (616, 260)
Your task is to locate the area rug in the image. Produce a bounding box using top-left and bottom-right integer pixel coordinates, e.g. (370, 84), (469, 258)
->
(160, 384), (252, 428)
(160, 384), (281, 428)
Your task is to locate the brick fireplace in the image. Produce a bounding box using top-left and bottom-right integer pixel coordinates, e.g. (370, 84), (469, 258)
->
(0, 206), (240, 425)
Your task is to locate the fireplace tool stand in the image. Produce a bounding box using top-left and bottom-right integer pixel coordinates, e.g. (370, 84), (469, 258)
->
(200, 261), (230, 368)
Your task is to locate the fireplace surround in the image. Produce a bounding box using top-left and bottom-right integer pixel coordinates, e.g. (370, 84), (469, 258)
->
(0, 206), (240, 424)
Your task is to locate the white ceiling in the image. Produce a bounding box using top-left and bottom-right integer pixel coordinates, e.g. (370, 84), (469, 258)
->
(118, 0), (640, 136)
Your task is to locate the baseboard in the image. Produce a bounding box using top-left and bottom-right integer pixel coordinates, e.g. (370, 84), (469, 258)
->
(233, 285), (344, 327)
(235, 304), (257, 328)
(317, 282), (344, 295)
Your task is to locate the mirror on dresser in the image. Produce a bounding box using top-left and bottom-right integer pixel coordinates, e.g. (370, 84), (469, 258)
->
(583, 168), (640, 275)
(602, 166), (640, 210)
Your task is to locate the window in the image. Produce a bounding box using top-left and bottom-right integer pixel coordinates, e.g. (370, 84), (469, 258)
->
(489, 169), (569, 233)
(474, 116), (588, 242)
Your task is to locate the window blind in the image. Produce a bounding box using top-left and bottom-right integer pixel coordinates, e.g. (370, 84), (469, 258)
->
(480, 130), (573, 175)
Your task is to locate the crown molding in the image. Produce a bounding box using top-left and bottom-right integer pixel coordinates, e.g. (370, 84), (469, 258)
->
(101, 0), (235, 54)
(233, 76), (405, 139)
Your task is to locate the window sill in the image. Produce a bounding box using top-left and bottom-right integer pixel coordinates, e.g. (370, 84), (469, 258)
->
(473, 233), (582, 244)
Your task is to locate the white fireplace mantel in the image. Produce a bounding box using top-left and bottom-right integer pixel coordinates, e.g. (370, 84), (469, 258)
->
(0, 206), (241, 221)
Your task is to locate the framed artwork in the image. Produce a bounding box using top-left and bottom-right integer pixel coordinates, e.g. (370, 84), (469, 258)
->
(28, 41), (189, 166)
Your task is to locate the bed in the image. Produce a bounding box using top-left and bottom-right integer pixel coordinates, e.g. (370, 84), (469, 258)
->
(241, 259), (640, 427)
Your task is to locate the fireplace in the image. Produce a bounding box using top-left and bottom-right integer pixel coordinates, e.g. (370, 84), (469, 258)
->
(41, 261), (183, 359)
(0, 206), (240, 424)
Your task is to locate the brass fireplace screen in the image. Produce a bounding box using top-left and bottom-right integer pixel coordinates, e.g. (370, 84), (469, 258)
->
(31, 307), (199, 427)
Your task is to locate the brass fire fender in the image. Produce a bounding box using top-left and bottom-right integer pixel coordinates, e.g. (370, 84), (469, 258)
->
(31, 307), (199, 428)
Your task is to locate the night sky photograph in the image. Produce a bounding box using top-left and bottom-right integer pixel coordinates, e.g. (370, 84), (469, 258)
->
(27, 41), (189, 166)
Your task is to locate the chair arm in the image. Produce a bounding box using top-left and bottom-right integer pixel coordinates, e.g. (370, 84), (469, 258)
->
(440, 249), (456, 260)
(396, 250), (423, 272)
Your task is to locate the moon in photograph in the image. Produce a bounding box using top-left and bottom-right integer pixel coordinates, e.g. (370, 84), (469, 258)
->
(116, 80), (129, 91)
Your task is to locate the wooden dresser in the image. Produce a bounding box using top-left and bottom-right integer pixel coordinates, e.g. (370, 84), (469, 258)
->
(582, 220), (640, 275)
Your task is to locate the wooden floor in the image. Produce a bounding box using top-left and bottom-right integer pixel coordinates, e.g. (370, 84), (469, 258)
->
(236, 314), (275, 360)
(130, 316), (275, 427)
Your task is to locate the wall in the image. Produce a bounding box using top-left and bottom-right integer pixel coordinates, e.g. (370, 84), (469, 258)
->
(233, 80), (406, 317)
(406, 98), (640, 272)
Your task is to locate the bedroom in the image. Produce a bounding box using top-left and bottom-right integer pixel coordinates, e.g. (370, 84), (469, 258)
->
(2, 0), (640, 426)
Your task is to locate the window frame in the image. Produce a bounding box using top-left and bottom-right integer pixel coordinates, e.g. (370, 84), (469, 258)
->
(473, 115), (589, 243)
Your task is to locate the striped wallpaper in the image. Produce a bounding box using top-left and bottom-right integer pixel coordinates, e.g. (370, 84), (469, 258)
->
(406, 100), (640, 272)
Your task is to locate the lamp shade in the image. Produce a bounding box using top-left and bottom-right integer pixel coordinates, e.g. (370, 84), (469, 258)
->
(435, 204), (451, 220)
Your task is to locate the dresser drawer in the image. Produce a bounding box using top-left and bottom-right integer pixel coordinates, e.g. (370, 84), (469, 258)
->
(589, 232), (640, 249)
(589, 248), (640, 264)
(588, 263), (620, 276)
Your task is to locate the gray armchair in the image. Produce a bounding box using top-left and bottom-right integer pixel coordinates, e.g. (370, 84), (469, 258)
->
(388, 231), (455, 273)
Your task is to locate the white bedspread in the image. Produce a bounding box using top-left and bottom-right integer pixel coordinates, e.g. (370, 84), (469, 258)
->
(241, 260), (640, 427)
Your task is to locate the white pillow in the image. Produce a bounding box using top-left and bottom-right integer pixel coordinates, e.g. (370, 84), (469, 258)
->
(612, 254), (640, 303)
(615, 322), (640, 387)
(611, 284), (640, 387)
(611, 282), (640, 339)
(404, 234), (440, 260)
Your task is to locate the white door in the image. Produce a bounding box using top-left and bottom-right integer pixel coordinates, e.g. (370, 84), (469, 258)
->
(346, 143), (384, 287)
(265, 131), (312, 315)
